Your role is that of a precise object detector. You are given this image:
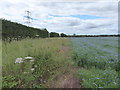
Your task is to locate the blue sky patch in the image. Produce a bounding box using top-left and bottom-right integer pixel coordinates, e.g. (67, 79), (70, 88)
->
(49, 14), (106, 20)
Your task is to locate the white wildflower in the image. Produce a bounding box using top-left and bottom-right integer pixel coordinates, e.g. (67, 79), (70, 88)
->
(23, 72), (29, 74)
(35, 34), (39, 37)
(31, 68), (35, 71)
(24, 57), (33, 60)
(15, 58), (23, 63)
(34, 65), (37, 68)
(30, 60), (34, 62)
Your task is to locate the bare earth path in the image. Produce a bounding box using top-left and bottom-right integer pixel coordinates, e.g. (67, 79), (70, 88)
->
(48, 46), (82, 88)
(50, 66), (82, 88)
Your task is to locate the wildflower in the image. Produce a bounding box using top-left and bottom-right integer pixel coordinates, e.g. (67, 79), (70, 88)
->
(15, 58), (23, 63)
(34, 65), (37, 68)
(31, 68), (35, 71)
(82, 79), (84, 81)
(23, 72), (29, 74)
(99, 87), (103, 88)
(97, 78), (100, 79)
(24, 57), (33, 60)
(35, 34), (39, 37)
(30, 60), (34, 62)
(100, 56), (105, 58)
(43, 81), (46, 83)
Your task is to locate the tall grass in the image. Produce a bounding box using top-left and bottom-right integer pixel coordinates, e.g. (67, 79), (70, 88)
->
(0, 40), (2, 89)
(2, 38), (72, 88)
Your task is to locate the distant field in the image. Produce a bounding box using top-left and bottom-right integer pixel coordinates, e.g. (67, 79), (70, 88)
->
(70, 37), (119, 88)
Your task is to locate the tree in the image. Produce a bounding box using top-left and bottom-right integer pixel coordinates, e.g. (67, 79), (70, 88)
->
(2, 19), (49, 41)
(73, 34), (76, 36)
(50, 32), (59, 37)
(61, 33), (67, 37)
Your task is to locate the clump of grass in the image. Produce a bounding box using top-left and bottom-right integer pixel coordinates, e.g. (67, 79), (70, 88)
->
(2, 38), (72, 88)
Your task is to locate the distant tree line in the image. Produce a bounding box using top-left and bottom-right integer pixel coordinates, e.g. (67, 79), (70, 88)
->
(1, 19), (65, 42)
(61, 33), (67, 37)
(2, 19), (119, 42)
(2, 19), (50, 42)
(50, 32), (59, 37)
(49, 32), (67, 37)
(1, 19), (69, 42)
(67, 34), (120, 37)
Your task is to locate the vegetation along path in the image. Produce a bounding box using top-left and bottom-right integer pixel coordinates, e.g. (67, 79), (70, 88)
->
(2, 38), (82, 88)
(47, 46), (82, 88)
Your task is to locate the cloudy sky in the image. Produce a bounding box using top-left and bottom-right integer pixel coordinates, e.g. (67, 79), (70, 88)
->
(0, 0), (119, 35)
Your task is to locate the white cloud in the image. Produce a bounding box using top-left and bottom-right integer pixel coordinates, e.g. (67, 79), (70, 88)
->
(0, 0), (118, 35)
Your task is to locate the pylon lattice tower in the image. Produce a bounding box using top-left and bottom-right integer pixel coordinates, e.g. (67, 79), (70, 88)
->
(24, 10), (32, 25)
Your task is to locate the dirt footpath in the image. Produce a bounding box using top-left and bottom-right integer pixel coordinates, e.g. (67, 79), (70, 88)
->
(50, 67), (82, 88)
(48, 46), (82, 88)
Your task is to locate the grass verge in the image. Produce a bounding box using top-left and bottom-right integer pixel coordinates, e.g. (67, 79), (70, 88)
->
(2, 38), (73, 88)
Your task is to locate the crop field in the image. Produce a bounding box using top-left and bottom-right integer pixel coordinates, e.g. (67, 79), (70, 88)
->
(71, 37), (119, 88)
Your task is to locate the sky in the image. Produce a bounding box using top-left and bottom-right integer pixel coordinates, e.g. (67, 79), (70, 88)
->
(0, 0), (119, 35)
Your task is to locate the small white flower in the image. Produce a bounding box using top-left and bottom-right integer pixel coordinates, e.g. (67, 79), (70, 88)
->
(31, 68), (35, 71)
(23, 72), (29, 74)
(24, 57), (33, 60)
(30, 60), (34, 62)
(15, 58), (23, 63)
(35, 34), (39, 37)
(34, 65), (37, 68)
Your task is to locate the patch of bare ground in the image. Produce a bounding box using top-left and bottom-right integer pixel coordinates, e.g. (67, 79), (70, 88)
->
(46, 46), (82, 88)
(50, 66), (82, 88)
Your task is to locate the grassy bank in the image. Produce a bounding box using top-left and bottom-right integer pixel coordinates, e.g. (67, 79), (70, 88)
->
(2, 38), (73, 88)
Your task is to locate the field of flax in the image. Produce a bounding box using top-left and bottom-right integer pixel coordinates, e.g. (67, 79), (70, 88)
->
(2, 38), (72, 88)
(71, 37), (119, 88)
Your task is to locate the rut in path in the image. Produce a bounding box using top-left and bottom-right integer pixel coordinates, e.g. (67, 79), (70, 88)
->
(48, 46), (82, 88)
(49, 66), (82, 88)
